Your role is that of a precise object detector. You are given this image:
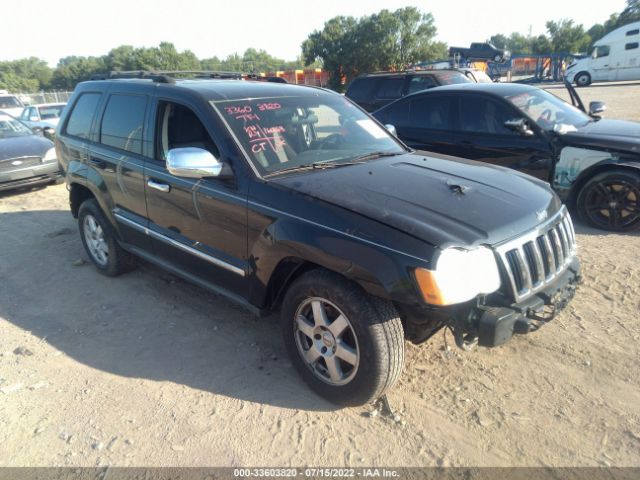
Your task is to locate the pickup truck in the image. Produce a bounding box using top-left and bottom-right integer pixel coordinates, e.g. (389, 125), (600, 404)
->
(449, 42), (510, 63)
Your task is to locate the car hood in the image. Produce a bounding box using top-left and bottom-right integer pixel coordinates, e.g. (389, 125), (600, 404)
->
(271, 152), (561, 248)
(0, 134), (53, 161)
(561, 119), (640, 154)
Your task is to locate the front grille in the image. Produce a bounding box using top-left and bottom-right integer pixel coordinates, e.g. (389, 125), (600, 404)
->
(495, 207), (577, 302)
(0, 156), (42, 172)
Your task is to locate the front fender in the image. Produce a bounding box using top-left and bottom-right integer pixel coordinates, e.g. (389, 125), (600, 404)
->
(247, 208), (434, 310)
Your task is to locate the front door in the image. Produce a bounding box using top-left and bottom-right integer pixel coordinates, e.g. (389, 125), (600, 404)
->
(452, 94), (553, 181)
(144, 100), (248, 297)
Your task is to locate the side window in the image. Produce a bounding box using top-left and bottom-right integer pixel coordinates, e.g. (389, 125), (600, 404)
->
(595, 45), (610, 58)
(625, 42), (639, 50)
(408, 96), (451, 130)
(379, 99), (409, 127)
(156, 101), (219, 162)
(627, 29), (639, 36)
(459, 96), (515, 135)
(65, 93), (101, 139)
(20, 109), (30, 120)
(100, 94), (147, 154)
(407, 76), (437, 94)
(376, 77), (404, 99)
(346, 78), (377, 101)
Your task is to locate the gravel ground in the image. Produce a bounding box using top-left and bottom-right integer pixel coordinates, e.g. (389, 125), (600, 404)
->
(0, 82), (639, 468)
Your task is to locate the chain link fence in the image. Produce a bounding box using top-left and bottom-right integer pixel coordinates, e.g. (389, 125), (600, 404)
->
(17, 91), (73, 105)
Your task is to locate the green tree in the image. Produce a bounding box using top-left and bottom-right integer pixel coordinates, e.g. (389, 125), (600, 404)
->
(546, 19), (591, 53)
(618, 0), (640, 25)
(302, 7), (445, 90)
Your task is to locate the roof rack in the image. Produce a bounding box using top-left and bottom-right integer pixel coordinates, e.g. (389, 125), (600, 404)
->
(90, 70), (288, 84)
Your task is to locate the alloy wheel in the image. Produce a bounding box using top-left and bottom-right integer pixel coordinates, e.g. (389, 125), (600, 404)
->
(83, 214), (109, 266)
(293, 297), (359, 386)
(583, 179), (640, 230)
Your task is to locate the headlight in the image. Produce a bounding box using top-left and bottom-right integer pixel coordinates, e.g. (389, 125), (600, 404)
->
(414, 247), (501, 306)
(43, 147), (56, 162)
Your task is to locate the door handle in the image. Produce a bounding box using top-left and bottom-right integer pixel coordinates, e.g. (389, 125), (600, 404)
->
(89, 157), (106, 169)
(147, 179), (171, 193)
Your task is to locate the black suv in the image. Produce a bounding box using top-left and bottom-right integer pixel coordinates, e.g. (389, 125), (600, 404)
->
(57, 72), (580, 406)
(345, 70), (472, 112)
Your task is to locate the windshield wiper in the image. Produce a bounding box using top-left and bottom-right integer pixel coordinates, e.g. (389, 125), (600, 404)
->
(351, 151), (405, 162)
(264, 160), (367, 177)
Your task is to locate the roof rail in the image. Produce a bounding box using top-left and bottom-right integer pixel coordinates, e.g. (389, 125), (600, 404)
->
(90, 71), (176, 84)
(90, 70), (288, 84)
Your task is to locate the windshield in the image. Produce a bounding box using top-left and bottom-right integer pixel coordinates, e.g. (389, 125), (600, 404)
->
(212, 94), (405, 175)
(0, 96), (23, 109)
(0, 116), (33, 138)
(505, 88), (591, 131)
(39, 105), (65, 119)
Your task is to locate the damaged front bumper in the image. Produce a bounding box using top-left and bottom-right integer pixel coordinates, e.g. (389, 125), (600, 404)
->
(475, 256), (581, 347)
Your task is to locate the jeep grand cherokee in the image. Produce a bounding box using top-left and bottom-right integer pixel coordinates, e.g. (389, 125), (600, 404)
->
(56, 72), (581, 406)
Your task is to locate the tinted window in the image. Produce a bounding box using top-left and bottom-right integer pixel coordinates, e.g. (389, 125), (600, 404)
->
(376, 78), (404, 99)
(408, 96), (451, 130)
(66, 93), (101, 139)
(594, 45), (610, 58)
(100, 94), (147, 154)
(379, 100), (409, 126)
(407, 76), (437, 94)
(346, 78), (378, 101)
(626, 42), (639, 50)
(627, 29), (639, 36)
(460, 96), (515, 135)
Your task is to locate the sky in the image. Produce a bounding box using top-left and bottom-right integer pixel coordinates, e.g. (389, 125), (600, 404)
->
(2, 0), (628, 66)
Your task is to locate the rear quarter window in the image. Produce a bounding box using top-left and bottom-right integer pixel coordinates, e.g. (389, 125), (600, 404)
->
(65, 93), (101, 139)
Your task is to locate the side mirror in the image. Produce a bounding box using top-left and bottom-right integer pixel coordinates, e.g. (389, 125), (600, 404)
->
(43, 127), (56, 141)
(589, 101), (606, 117)
(384, 124), (397, 136)
(504, 118), (535, 136)
(166, 147), (227, 179)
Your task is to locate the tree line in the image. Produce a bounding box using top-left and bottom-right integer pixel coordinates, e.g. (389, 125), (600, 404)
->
(0, 43), (311, 92)
(1, 1), (638, 93)
(489, 1), (640, 55)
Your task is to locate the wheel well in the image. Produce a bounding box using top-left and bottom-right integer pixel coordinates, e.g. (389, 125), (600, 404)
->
(575, 71), (591, 84)
(264, 258), (325, 311)
(568, 164), (640, 209)
(69, 183), (95, 218)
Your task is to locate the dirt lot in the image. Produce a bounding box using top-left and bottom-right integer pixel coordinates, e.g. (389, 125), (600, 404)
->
(1, 82), (639, 468)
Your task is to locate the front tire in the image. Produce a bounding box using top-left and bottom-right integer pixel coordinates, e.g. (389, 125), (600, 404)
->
(575, 72), (591, 87)
(281, 270), (404, 406)
(576, 169), (640, 231)
(78, 199), (136, 275)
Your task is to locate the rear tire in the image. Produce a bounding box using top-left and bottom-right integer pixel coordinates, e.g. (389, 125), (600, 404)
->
(78, 199), (136, 276)
(281, 269), (404, 406)
(575, 72), (591, 87)
(576, 169), (640, 231)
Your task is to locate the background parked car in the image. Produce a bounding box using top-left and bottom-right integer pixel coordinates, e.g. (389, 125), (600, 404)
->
(0, 113), (60, 192)
(19, 102), (67, 129)
(373, 82), (640, 231)
(0, 92), (25, 117)
(345, 70), (472, 112)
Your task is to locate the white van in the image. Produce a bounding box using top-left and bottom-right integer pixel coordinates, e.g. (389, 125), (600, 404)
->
(566, 21), (640, 86)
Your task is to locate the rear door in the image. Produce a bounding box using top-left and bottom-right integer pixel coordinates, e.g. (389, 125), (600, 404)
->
(90, 88), (150, 247)
(379, 93), (458, 156)
(452, 93), (553, 180)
